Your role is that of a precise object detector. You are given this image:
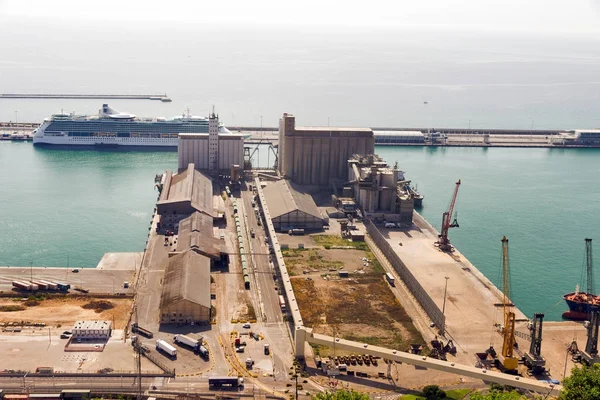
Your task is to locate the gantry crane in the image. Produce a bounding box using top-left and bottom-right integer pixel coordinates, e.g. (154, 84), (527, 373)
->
(435, 179), (461, 252)
(499, 236), (519, 372)
(523, 313), (546, 374)
(580, 309), (600, 365)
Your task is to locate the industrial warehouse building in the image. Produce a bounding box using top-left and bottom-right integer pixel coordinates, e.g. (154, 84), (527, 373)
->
(278, 113), (374, 186)
(262, 180), (325, 231)
(177, 113), (245, 172)
(156, 164), (215, 233)
(72, 320), (112, 339)
(160, 250), (211, 324)
(175, 211), (228, 267)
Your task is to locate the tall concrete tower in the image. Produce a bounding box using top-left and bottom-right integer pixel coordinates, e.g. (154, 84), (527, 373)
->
(208, 111), (219, 173)
(278, 113), (296, 176)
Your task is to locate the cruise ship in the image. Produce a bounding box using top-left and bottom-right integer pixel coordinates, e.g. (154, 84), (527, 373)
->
(32, 104), (231, 148)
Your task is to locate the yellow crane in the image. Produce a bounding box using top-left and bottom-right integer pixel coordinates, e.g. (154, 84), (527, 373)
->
(500, 236), (519, 371)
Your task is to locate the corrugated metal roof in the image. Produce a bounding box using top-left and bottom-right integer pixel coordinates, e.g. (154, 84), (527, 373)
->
(262, 180), (323, 220)
(177, 212), (224, 259)
(157, 164), (214, 217)
(160, 250), (211, 310)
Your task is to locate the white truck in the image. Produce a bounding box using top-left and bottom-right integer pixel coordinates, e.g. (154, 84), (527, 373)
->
(174, 334), (200, 351)
(199, 345), (210, 359)
(156, 339), (177, 358)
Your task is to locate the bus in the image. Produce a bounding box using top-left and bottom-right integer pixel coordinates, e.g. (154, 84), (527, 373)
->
(385, 272), (395, 286)
(278, 295), (286, 311)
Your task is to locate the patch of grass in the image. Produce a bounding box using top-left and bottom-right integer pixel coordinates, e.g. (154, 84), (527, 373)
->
(23, 299), (40, 307)
(446, 389), (471, 399)
(342, 334), (384, 346)
(312, 235), (369, 251)
(0, 305), (26, 312)
(247, 302), (256, 320)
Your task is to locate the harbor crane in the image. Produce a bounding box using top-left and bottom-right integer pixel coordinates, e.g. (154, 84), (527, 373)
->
(435, 179), (461, 252)
(577, 309), (600, 365)
(523, 313), (546, 374)
(487, 236), (519, 372)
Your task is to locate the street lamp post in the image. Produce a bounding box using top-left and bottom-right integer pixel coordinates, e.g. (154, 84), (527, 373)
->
(441, 276), (450, 336)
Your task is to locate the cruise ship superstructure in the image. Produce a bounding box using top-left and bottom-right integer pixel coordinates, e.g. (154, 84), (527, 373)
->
(33, 104), (231, 148)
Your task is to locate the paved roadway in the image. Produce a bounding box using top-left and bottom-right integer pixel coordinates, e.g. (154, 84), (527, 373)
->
(0, 267), (135, 295)
(239, 182), (295, 382)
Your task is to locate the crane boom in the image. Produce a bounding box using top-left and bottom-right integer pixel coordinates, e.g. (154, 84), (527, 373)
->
(436, 179), (461, 251)
(500, 236), (518, 371)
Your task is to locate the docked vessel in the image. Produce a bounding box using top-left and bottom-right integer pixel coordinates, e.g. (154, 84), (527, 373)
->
(563, 238), (599, 320)
(33, 104), (231, 148)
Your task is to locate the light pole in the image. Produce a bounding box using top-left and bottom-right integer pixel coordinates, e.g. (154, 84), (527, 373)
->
(29, 261), (33, 283)
(441, 276), (450, 336)
(15, 110), (18, 125)
(468, 119), (471, 130)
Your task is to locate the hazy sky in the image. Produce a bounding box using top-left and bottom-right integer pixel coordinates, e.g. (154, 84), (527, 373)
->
(1, 0), (600, 35)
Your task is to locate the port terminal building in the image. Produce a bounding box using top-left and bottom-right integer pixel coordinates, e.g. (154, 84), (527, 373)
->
(278, 113), (374, 186)
(261, 179), (325, 231)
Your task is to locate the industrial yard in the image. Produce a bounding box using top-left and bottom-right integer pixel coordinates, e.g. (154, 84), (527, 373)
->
(282, 234), (425, 352)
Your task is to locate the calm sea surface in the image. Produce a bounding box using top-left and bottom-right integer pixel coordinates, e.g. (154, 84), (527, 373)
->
(1, 142), (598, 320)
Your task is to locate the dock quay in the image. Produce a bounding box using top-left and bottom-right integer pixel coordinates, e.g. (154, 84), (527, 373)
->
(0, 93), (172, 102)
(0, 252), (141, 295)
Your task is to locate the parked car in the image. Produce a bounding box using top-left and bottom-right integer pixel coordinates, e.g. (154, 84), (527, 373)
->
(242, 323), (251, 329)
(60, 334), (70, 339)
(72, 269), (79, 273)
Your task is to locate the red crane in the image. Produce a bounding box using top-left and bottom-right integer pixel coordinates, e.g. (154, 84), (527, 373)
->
(436, 179), (461, 252)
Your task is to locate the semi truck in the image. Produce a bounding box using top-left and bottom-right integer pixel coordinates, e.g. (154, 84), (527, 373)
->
(156, 339), (177, 358)
(199, 345), (209, 359)
(208, 376), (244, 387)
(173, 334), (200, 351)
(54, 282), (71, 291)
(131, 323), (153, 338)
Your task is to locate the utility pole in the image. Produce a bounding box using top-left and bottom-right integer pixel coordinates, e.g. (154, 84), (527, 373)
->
(441, 276), (450, 336)
(29, 261), (33, 283)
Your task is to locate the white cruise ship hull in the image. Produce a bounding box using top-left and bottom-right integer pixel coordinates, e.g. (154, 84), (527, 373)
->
(33, 134), (178, 148)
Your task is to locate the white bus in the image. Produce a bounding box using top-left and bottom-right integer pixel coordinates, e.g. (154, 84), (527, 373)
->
(278, 295), (286, 311)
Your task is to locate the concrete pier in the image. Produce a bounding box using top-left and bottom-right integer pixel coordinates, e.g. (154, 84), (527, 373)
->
(0, 93), (171, 101)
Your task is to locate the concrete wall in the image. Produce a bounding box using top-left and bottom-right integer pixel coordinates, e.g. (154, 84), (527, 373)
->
(217, 137), (244, 170)
(179, 136), (209, 170)
(178, 135), (244, 172)
(365, 219), (445, 329)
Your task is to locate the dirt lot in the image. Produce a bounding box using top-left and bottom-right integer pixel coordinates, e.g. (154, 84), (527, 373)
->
(286, 235), (425, 354)
(0, 297), (133, 328)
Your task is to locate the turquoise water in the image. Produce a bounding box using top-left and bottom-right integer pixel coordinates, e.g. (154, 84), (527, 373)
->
(1, 142), (599, 320)
(0, 142), (176, 268)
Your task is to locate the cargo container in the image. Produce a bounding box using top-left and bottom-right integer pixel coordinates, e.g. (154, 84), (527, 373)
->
(38, 280), (58, 290)
(208, 376), (244, 387)
(12, 280), (32, 291)
(173, 334), (200, 351)
(31, 280), (49, 290)
(156, 339), (177, 357)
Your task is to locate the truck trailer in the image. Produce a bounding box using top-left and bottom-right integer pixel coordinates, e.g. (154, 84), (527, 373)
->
(12, 281), (36, 291)
(208, 376), (244, 387)
(156, 339), (177, 358)
(31, 280), (49, 290)
(173, 334), (200, 351)
(38, 280), (58, 290)
(132, 323), (153, 338)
